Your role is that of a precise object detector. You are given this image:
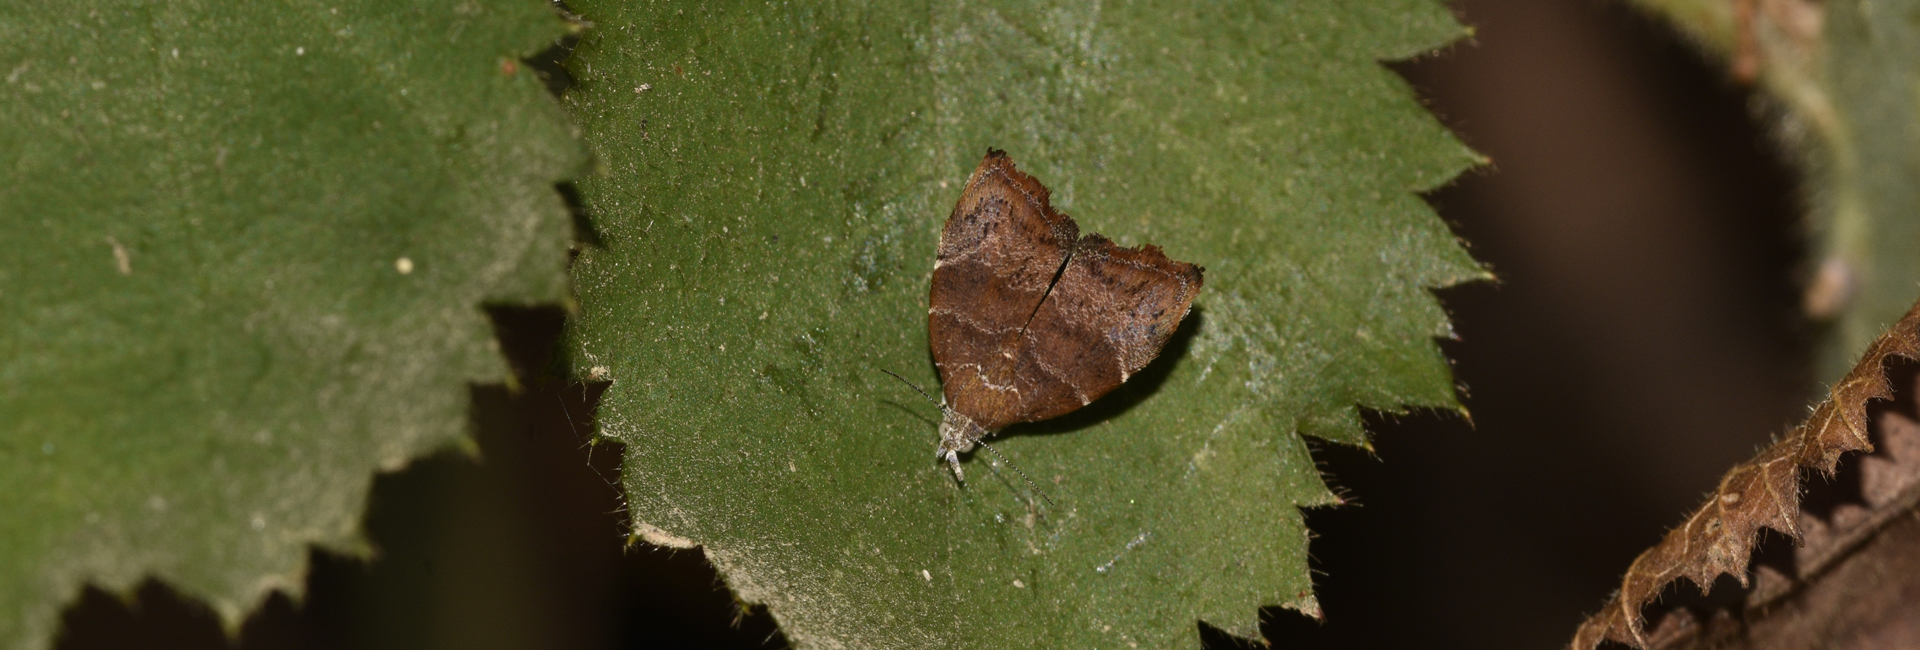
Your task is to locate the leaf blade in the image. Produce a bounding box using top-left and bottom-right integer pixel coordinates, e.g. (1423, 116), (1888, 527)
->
(0, 1), (582, 646)
(564, 1), (1481, 646)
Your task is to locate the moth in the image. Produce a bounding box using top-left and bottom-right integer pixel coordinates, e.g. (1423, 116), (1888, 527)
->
(924, 150), (1204, 479)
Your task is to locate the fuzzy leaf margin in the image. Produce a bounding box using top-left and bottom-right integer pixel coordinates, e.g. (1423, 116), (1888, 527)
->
(1567, 299), (1920, 649)
(1620, 0), (1920, 383)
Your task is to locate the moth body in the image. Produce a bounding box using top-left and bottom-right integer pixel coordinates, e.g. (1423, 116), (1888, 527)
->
(936, 407), (989, 480)
(924, 149), (1202, 482)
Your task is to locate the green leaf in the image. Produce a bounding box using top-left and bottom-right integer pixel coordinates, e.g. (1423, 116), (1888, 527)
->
(563, 1), (1482, 647)
(1624, 0), (1920, 381)
(0, 1), (581, 647)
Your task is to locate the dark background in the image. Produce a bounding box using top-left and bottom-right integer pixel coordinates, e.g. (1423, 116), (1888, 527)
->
(55, 0), (1813, 648)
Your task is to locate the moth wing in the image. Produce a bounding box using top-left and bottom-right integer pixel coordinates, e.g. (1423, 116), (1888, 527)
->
(1004, 235), (1203, 425)
(928, 150), (1078, 429)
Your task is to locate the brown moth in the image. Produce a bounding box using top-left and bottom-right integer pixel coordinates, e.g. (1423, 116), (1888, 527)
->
(926, 149), (1204, 478)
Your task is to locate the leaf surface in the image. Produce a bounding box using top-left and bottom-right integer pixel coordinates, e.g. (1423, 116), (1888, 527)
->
(563, 1), (1483, 647)
(0, 2), (581, 647)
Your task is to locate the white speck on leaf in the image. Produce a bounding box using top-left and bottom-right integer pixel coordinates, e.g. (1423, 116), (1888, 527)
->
(106, 237), (130, 274)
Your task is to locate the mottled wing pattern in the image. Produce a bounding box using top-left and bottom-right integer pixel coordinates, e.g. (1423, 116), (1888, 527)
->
(929, 150), (1204, 431)
(1012, 235), (1203, 425)
(929, 150), (1078, 428)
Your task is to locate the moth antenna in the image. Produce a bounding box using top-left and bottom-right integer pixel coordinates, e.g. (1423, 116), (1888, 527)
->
(879, 368), (942, 408)
(880, 368), (1045, 506)
(975, 439), (1054, 509)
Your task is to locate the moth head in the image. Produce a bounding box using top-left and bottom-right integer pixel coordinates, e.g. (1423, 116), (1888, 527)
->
(937, 408), (983, 457)
(936, 408), (989, 482)
(936, 407), (1051, 507)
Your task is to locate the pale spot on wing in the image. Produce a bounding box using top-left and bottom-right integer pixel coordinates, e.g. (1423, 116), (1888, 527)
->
(962, 363), (1022, 394)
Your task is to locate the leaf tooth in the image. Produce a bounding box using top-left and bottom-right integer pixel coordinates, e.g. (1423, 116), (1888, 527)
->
(1566, 299), (1920, 650)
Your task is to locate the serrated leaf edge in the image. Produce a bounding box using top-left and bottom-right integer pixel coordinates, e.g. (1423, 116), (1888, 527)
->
(1566, 299), (1920, 650)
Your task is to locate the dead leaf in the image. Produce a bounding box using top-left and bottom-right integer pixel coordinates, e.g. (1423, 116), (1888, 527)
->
(1568, 300), (1920, 649)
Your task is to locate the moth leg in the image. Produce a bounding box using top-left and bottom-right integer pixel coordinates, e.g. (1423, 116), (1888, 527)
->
(944, 448), (966, 482)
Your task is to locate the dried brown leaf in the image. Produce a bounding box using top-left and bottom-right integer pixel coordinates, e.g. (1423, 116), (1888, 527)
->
(1567, 302), (1920, 649)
